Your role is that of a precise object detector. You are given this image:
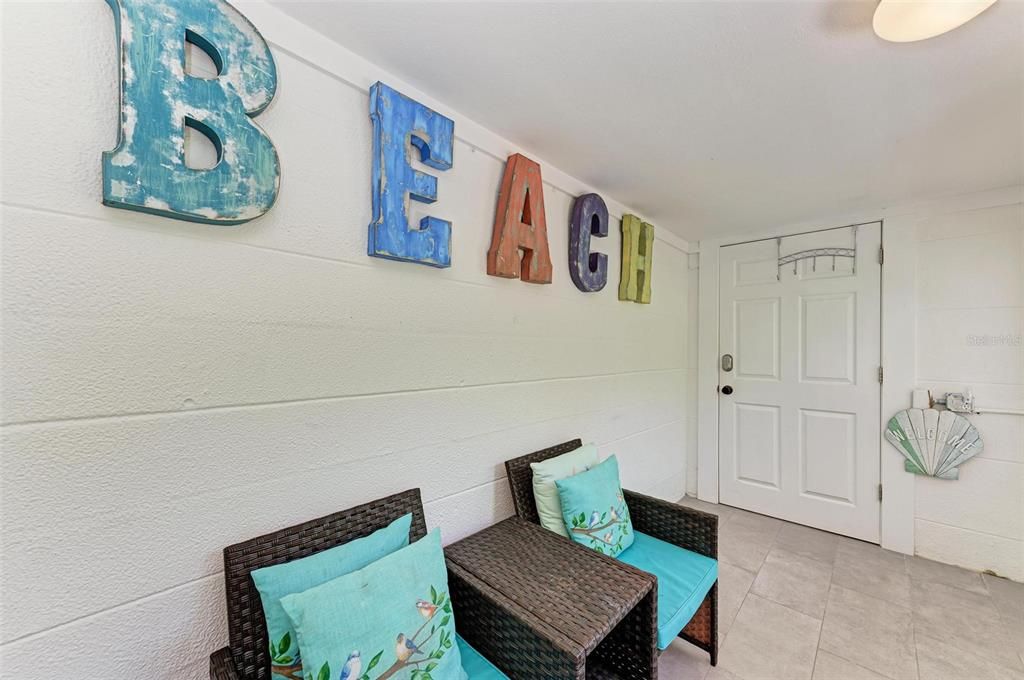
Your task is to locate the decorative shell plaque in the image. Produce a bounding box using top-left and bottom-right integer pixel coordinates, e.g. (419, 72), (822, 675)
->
(885, 408), (983, 479)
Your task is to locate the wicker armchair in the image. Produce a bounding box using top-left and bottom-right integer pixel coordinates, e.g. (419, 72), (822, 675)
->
(505, 439), (719, 665)
(209, 488), (573, 679)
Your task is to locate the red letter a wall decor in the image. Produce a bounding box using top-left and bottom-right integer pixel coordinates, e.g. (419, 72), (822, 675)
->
(487, 153), (553, 283)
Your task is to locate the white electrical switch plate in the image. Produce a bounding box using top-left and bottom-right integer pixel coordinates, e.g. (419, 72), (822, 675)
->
(946, 392), (975, 413)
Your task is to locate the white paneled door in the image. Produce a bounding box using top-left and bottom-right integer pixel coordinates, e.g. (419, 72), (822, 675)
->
(718, 224), (882, 542)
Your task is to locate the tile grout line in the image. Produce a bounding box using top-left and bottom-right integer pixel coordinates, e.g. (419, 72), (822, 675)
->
(716, 515), (753, 673)
(909, 577), (1024, 675)
(904, 549), (923, 680)
(686, 500), (1024, 679)
(721, 507), (901, 679)
(808, 542), (838, 680)
(800, 557), (912, 680)
(980, 572), (1024, 646)
(910, 612), (922, 680)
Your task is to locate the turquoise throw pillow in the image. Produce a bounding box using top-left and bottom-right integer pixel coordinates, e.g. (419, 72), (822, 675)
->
(251, 513), (413, 680)
(555, 455), (634, 557)
(280, 529), (466, 680)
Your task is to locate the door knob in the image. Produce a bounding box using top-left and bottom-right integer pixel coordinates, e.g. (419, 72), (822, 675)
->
(721, 385), (734, 395)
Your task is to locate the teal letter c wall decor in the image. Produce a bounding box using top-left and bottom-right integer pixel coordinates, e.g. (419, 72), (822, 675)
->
(103, 0), (280, 225)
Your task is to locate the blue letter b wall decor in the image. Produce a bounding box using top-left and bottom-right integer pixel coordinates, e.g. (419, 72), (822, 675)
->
(102, 0), (280, 225)
(569, 193), (609, 292)
(368, 82), (455, 267)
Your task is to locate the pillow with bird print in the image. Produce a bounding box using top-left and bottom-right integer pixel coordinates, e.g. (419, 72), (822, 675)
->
(555, 455), (634, 557)
(251, 513), (413, 680)
(279, 528), (468, 680)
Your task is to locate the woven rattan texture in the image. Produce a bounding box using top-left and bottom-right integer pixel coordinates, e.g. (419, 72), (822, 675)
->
(448, 560), (585, 678)
(210, 488), (593, 679)
(210, 646), (237, 680)
(446, 517), (658, 679)
(219, 489), (427, 680)
(504, 439), (719, 667)
(504, 438), (584, 524)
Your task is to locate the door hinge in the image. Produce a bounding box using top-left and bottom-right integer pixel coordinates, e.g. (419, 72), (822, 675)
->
(878, 484), (883, 502)
(878, 246), (884, 265)
(878, 366), (884, 384)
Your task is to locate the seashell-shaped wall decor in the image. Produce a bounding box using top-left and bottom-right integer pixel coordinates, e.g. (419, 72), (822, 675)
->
(885, 408), (983, 479)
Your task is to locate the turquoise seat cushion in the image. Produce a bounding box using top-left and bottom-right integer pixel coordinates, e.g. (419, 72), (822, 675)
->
(250, 513), (412, 680)
(617, 531), (718, 650)
(457, 635), (509, 679)
(280, 529), (466, 680)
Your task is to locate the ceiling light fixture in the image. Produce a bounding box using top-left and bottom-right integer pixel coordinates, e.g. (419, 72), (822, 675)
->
(873, 0), (998, 42)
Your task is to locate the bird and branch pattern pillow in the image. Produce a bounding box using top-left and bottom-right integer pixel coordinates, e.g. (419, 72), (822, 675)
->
(566, 496), (632, 556)
(251, 513), (414, 680)
(269, 631), (301, 678)
(556, 455), (635, 557)
(280, 530), (466, 680)
(305, 587), (454, 680)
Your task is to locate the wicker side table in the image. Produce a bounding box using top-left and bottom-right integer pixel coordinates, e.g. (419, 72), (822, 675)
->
(446, 517), (658, 680)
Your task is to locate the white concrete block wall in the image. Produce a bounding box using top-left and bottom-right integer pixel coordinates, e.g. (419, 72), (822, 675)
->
(0, 2), (693, 677)
(913, 202), (1024, 581)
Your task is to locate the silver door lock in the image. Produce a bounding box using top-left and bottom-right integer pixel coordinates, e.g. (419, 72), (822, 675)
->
(721, 353), (734, 372)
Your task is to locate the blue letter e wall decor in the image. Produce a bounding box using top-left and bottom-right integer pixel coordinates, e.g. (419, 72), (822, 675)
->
(102, 0), (280, 225)
(368, 82), (455, 267)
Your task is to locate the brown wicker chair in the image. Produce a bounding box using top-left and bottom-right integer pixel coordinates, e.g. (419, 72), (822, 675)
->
(505, 439), (719, 666)
(209, 488), (578, 679)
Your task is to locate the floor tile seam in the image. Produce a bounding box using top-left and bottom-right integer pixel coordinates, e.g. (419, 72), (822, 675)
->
(817, 583), (913, 680)
(910, 622), (1024, 674)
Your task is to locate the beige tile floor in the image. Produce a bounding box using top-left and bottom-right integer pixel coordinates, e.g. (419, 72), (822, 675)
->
(657, 497), (1024, 680)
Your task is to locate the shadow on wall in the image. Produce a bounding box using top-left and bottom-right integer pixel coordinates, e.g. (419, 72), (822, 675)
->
(818, 1), (877, 35)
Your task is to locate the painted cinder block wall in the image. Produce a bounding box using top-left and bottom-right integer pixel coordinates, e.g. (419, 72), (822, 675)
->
(0, 2), (695, 677)
(911, 201), (1024, 580)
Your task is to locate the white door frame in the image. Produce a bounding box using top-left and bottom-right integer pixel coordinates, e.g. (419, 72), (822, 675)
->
(698, 219), (918, 551)
(695, 187), (1023, 554)
(715, 223), (883, 541)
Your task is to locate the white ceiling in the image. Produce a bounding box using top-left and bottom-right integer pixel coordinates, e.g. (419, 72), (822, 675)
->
(271, 0), (1024, 241)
